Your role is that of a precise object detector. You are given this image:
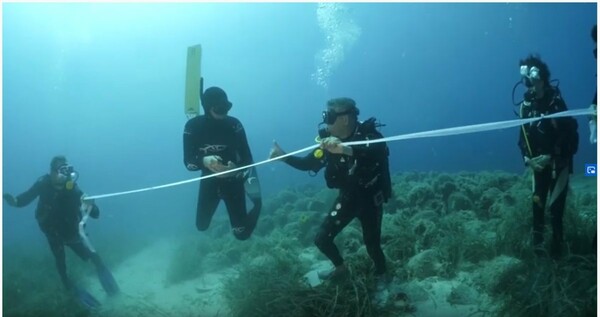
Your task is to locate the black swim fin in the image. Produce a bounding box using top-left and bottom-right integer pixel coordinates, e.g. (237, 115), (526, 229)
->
(72, 286), (101, 309)
(97, 265), (120, 296)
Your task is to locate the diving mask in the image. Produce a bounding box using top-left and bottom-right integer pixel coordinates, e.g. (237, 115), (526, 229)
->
(322, 108), (358, 125)
(520, 65), (541, 88)
(212, 102), (232, 116)
(57, 165), (79, 189)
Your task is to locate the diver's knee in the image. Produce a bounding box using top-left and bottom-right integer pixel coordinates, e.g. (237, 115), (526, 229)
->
(196, 221), (210, 232)
(314, 231), (330, 249)
(233, 233), (250, 241)
(87, 251), (99, 263)
(365, 243), (382, 255)
(363, 234), (379, 248)
(232, 227), (250, 240)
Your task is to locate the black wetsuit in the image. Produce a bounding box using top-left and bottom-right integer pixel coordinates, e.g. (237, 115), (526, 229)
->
(13, 175), (103, 289)
(183, 114), (261, 240)
(518, 86), (579, 257)
(285, 118), (392, 275)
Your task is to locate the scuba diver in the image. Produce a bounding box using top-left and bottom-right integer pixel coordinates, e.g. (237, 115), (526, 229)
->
(269, 97), (393, 298)
(515, 55), (579, 259)
(183, 85), (262, 240)
(3, 155), (119, 309)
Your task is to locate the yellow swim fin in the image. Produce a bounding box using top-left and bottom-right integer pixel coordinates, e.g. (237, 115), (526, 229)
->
(184, 44), (202, 118)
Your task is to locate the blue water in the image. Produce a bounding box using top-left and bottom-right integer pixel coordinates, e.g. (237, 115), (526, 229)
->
(2, 3), (597, 246)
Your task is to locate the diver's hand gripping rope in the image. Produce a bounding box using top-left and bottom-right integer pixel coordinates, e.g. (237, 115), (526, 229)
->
(78, 200), (97, 252)
(84, 108), (593, 201)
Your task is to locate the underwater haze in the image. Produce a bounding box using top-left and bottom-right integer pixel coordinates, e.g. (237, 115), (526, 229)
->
(2, 2), (598, 317)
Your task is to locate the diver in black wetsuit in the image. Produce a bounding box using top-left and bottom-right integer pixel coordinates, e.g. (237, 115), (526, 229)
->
(3, 155), (119, 309)
(270, 97), (392, 292)
(183, 86), (262, 240)
(517, 55), (579, 259)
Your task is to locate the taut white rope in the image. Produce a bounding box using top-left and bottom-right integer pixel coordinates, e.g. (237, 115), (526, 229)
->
(84, 108), (594, 201)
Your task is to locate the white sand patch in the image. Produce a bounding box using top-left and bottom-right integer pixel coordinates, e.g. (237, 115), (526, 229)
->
(83, 237), (236, 317)
(402, 276), (489, 317)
